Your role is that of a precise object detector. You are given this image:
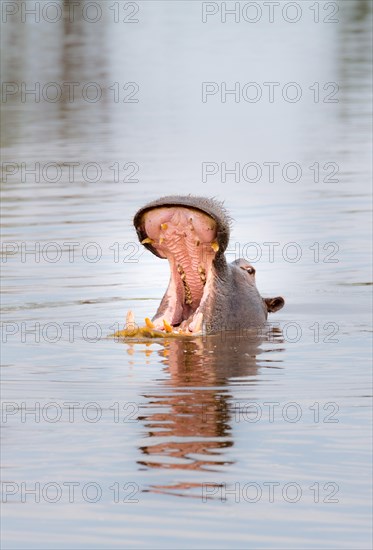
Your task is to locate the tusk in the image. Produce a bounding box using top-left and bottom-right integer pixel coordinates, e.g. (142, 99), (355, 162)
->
(189, 312), (203, 333)
(163, 319), (173, 332)
(145, 317), (155, 329)
(126, 310), (135, 325)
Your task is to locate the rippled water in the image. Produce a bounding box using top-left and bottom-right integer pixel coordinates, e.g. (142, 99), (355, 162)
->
(1, 1), (372, 548)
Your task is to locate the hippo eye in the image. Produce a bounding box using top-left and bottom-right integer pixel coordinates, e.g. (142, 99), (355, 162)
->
(241, 265), (255, 275)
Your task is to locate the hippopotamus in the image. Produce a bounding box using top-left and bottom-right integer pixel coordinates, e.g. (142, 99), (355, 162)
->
(132, 195), (284, 335)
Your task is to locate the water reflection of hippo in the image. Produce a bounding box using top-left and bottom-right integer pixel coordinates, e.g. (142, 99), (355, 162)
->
(134, 195), (284, 334)
(136, 330), (285, 491)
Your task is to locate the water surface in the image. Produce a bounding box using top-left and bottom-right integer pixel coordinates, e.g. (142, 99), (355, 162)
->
(1, 1), (372, 548)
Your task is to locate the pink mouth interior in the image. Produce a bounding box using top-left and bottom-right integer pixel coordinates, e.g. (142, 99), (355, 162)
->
(141, 206), (218, 329)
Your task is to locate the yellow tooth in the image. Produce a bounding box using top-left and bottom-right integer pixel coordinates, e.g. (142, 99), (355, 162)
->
(198, 265), (205, 274)
(211, 240), (219, 252)
(145, 317), (154, 329)
(160, 223), (168, 230)
(159, 237), (165, 244)
(141, 237), (154, 245)
(163, 319), (172, 333)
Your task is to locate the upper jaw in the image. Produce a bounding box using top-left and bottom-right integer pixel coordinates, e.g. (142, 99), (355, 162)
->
(133, 195), (231, 259)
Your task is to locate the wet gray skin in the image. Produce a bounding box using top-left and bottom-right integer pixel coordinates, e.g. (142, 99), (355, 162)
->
(134, 196), (284, 334)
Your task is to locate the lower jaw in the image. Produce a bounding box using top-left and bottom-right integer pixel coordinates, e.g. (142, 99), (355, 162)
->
(112, 309), (205, 339)
(151, 267), (216, 334)
(152, 303), (205, 335)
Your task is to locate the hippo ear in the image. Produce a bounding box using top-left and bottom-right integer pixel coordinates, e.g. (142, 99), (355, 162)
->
(264, 297), (285, 313)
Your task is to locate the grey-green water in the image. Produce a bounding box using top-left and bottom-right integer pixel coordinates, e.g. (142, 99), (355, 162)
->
(1, 1), (372, 548)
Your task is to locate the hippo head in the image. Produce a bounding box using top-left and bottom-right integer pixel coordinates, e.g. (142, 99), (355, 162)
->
(134, 196), (284, 335)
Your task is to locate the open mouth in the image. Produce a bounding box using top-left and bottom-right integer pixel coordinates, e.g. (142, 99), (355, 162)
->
(135, 205), (220, 334)
(112, 195), (283, 340)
